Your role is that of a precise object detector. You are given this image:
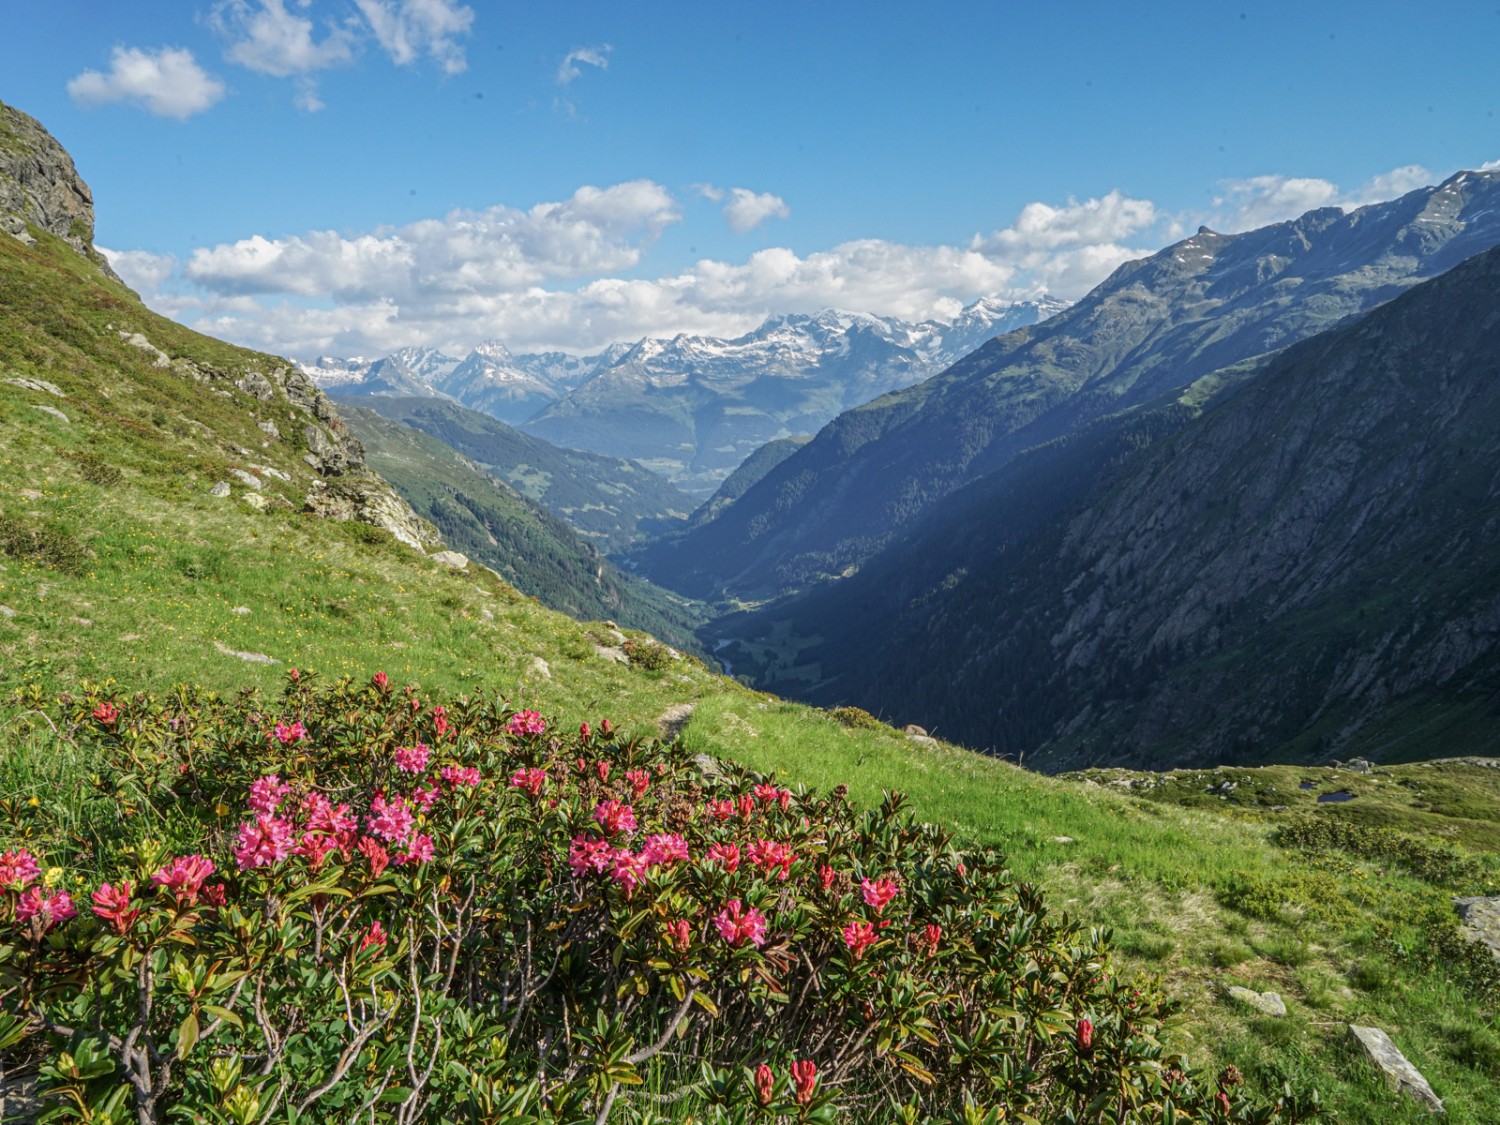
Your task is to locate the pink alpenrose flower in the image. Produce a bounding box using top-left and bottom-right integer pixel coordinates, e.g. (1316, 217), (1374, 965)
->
(150, 854), (215, 907)
(92, 881), (140, 935)
(16, 887), (75, 931)
(592, 799), (637, 836)
(791, 1060), (818, 1106)
(842, 920), (878, 960)
(713, 899), (768, 947)
(506, 709), (547, 736)
(860, 876), (900, 915)
(0, 848), (41, 891)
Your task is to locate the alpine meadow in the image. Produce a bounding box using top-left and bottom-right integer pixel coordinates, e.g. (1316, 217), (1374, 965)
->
(3, 4), (1500, 1123)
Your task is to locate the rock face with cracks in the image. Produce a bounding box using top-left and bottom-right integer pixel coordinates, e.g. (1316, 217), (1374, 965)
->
(0, 99), (122, 281)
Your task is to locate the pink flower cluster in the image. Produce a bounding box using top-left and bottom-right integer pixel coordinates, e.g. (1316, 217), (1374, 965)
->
(753, 783), (793, 811)
(592, 799), (637, 836)
(17, 886), (75, 931)
(231, 775), (432, 873)
(746, 839), (797, 881)
(569, 831), (691, 899)
(92, 881), (139, 934)
(443, 765), (482, 789)
(151, 854), (216, 908)
(506, 710), (546, 737)
(842, 920), (878, 960)
(272, 720), (306, 745)
(248, 774), (291, 815)
(509, 767), (546, 796)
(713, 899), (768, 947)
(4, 849), (75, 933)
(393, 742), (431, 773)
(860, 876), (900, 915)
(0, 848), (41, 890)
(92, 701), (118, 725)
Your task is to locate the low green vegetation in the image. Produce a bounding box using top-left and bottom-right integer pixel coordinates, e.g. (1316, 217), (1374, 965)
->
(1, 226), (1497, 1121)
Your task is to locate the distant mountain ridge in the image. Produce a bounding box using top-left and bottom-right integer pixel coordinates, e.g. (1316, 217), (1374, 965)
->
(304, 297), (1068, 495)
(641, 170), (1500, 598)
(337, 396), (693, 555)
(522, 298), (1068, 495)
(749, 241), (1500, 769)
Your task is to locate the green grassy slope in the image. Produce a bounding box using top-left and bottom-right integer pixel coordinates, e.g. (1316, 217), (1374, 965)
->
(2, 226), (1497, 1121)
(339, 403), (707, 654)
(342, 394), (693, 553)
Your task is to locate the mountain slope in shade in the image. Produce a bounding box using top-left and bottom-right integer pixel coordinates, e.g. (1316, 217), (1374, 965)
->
(685, 435), (813, 531)
(734, 242), (1500, 770)
(643, 171), (1500, 599)
(338, 405), (706, 652)
(336, 395), (693, 554)
(521, 298), (1068, 495)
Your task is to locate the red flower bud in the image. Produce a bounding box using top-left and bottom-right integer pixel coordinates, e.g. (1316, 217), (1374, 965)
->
(754, 1063), (774, 1106)
(790, 1060), (817, 1106)
(1076, 1018), (1093, 1051)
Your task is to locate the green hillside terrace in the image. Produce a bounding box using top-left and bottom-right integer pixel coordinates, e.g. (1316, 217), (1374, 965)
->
(0, 162), (1496, 1122)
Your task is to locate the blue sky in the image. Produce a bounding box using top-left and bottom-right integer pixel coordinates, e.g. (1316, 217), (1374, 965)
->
(2, 1), (1498, 358)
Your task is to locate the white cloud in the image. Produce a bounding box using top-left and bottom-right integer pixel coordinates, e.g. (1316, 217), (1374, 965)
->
(1207, 163), (1436, 232)
(212, 0), (354, 79)
(722, 188), (791, 233)
(971, 190), (1158, 255)
(352, 0), (474, 74)
(181, 180), (681, 301)
(99, 247), (178, 294)
(124, 185), (1155, 356)
(557, 45), (611, 85)
(691, 183), (725, 202)
(67, 46), (226, 119)
(120, 165), (1453, 361)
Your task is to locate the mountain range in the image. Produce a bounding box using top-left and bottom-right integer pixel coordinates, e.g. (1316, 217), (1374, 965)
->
(693, 170), (1500, 770)
(307, 297), (1067, 496)
(642, 170), (1500, 602)
(336, 395), (694, 554)
(6, 96), (1500, 1123)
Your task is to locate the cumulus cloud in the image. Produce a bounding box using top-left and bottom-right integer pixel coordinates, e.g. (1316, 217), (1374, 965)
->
(212, 0), (355, 79)
(691, 183), (725, 202)
(353, 0), (474, 74)
(98, 247), (178, 295)
(1206, 163), (1436, 232)
(722, 188), (791, 233)
(181, 180), (681, 302)
(120, 185), (1156, 356)
(557, 45), (611, 85)
(67, 46), (226, 119)
(971, 190), (1158, 255)
(118, 165), (1449, 361)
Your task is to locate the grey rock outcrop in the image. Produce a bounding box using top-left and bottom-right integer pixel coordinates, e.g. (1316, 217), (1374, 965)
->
(213, 640), (277, 665)
(3, 376), (63, 397)
(0, 99), (123, 282)
(302, 479), (440, 550)
(1453, 896), (1500, 960)
(1348, 1025), (1444, 1114)
(1226, 987), (1286, 1017)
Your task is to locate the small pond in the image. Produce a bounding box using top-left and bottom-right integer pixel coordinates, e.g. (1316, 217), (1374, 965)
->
(1317, 790), (1356, 804)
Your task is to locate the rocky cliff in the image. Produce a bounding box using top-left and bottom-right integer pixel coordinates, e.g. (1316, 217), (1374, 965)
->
(0, 99), (437, 554)
(0, 100), (122, 282)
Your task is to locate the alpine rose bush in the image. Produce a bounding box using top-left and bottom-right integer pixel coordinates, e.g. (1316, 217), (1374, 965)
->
(0, 673), (1325, 1124)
